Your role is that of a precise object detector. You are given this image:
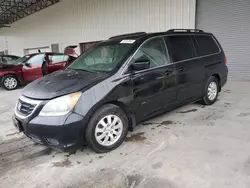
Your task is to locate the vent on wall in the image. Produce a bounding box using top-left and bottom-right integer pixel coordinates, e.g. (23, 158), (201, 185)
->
(51, 44), (59, 53)
(23, 49), (29, 55)
(0, 50), (8, 55)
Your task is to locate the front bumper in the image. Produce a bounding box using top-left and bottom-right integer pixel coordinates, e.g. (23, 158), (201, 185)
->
(13, 105), (86, 149)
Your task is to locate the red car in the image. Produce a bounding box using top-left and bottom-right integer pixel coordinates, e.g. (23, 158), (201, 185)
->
(0, 53), (76, 90)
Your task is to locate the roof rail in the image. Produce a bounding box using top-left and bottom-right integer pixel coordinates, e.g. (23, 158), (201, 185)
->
(166, 29), (204, 33)
(109, 32), (147, 40)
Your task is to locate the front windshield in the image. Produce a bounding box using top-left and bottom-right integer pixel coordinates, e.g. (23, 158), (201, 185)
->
(12, 55), (31, 65)
(67, 41), (135, 72)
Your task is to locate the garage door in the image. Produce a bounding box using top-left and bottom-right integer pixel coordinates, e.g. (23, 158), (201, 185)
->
(196, 0), (250, 81)
(24, 46), (50, 55)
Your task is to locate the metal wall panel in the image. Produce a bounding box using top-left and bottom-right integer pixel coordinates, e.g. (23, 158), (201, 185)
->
(0, 36), (6, 52)
(0, 0), (196, 56)
(196, 0), (250, 81)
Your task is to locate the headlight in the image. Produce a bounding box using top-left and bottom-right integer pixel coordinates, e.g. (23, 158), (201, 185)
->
(39, 92), (81, 116)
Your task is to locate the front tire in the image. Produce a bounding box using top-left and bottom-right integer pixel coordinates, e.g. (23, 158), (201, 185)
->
(201, 76), (219, 105)
(85, 104), (128, 153)
(2, 75), (19, 90)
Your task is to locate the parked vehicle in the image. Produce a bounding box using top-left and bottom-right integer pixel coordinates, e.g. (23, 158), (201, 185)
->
(0, 52), (76, 90)
(0, 55), (20, 65)
(13, 29), (228, 153)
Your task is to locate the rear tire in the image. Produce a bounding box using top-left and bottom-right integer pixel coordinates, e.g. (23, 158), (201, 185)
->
(201, 76), (219, 105)
(1, 75), (19, 90)
(85, 104), (128, 153)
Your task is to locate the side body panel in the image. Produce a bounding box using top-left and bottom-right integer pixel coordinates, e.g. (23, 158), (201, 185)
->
(22, 64), (43, 81)
(173, 59), (205, 101)
(22, 54), (45, 82)
(47, 61), (67, 73)
(193, 34), (228, 88)
(165, 35), (206, 102)
(0, 64), (24, 84)
(127, 64), (177, 121)
(47, 55), (75, 74)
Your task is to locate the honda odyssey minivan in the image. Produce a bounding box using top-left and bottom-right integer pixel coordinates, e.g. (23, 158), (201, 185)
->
(13, 29), (228, 153)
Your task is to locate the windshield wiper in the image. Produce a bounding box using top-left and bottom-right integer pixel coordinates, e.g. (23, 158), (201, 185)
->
(68, 68), (97, 73)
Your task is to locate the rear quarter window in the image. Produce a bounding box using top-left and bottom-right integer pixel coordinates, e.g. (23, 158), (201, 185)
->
(195, 35), (220, 56)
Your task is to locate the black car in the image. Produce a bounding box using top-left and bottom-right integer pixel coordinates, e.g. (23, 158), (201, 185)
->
(13, 29), (228, 153)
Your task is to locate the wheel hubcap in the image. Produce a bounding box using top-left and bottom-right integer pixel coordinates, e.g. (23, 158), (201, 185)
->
(4, 77), (17, 89)
(207, 81), (217, 101)
(95, 115), (123, 146)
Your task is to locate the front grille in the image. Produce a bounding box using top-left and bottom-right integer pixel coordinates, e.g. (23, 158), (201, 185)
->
(17, 99), (36, 116)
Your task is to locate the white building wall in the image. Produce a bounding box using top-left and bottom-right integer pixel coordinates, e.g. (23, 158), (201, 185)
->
(0, 0), (196, 56)
(0, 36), (7, 53)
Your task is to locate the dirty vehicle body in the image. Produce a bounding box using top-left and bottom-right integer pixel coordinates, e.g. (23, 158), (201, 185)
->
(0, 53), (76, 90)
(13, 29), (228, 153)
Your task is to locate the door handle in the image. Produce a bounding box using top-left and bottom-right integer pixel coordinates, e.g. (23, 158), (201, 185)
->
(164, 70), (173, 76)
(156, 76), (166, 80)
(178, 67), (187, 72)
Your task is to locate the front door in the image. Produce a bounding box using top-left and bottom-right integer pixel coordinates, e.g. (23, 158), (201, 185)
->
(127, 37), (177, 120)
(47, 54), (69, 73)
(165, 35), (205, 102)
(22, 54), (45, 82)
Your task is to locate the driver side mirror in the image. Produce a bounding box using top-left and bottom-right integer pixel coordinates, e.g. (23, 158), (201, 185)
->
(130, 59), (150, 72)
(25, 62), (31, 67)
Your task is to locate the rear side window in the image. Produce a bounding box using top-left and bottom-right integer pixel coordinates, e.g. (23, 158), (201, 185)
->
(195, 35), (220, 56)
(166, 35), (196, 62)
(49, 55), (69, 63)
(1, 56), (19, 64)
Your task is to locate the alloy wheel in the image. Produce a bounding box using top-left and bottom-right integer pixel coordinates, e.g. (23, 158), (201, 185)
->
(95, 115), (123, 146)
(207, 81), (217, 101)
(4, 77), (17, 89)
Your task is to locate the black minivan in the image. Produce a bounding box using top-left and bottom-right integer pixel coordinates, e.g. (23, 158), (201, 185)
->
(13, 29), (228, 153)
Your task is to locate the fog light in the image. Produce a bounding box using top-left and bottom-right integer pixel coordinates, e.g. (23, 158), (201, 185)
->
(46, 138), (59, 145)
(28, 134), (42, 144)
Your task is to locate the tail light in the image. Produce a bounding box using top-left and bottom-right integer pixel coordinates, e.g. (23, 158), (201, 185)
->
(224, 57), (227, 64)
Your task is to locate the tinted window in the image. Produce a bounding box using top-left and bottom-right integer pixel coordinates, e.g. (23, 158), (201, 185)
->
(133, 37), (169, 68)
(27, 54), (45, 65)
(166, 35), (196, 62)
(195, 35), (220, 56)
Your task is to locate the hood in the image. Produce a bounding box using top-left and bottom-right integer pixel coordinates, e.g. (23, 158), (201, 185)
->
(21, 69), (109, 100)
(0, 63), (17, 70)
